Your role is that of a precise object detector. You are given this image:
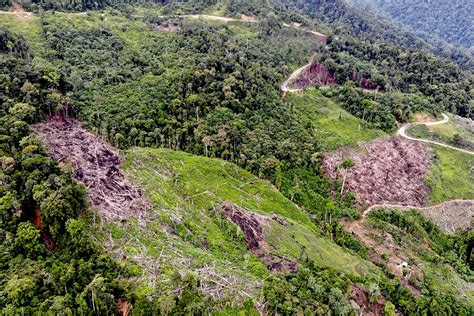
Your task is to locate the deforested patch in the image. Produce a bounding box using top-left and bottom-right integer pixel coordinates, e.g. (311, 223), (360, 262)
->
(323, 137), (435, 209)
(291, 62), (336, 89)
(217, 202), (298, 272)
(148, 23), (181, 32)
(31, 116), (150, 221)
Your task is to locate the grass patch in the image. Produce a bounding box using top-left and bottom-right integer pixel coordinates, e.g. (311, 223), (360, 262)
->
(117, 147), (374, 284)
(0, 14), (44, 54)
(288, 88), (386, 150)
(425, 146), (474, 203)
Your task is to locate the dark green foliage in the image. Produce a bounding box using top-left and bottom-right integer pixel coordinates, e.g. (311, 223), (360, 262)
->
(354, 0), (473, 51)
(263, 260), (354, 315)
(279, 164), (366, 257)
(277, 0), (474, 71)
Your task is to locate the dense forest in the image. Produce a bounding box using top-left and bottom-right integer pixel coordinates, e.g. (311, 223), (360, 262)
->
(275, 0), (474, 71)
(353, 0), (474, 52)
(1, 0), (473, 313)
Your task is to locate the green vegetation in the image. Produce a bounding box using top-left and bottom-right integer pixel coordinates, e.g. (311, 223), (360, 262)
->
(1, 0), (474, 313)
(354, 0), (474, 51)
(425, 147), (474, 203)
(289, 88), (385, 150)
(121, 147), (372, 277)
(407, 115), (474, 151)
(366, 209), (474, 309)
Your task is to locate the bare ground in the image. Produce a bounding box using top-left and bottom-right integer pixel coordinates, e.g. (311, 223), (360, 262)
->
(291, 62), (336, 89)
(323, 136), (435, 209)
(31, 116), (150, 221)
(346, 219), (423, 295)
(350, 285), (386, 316)
(148, 23), (181, 32)
(217, 202), (298, 272)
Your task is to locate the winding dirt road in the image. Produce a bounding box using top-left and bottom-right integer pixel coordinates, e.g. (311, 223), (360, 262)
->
(398, 113), (474, 155)
(280, 63), (311, 92)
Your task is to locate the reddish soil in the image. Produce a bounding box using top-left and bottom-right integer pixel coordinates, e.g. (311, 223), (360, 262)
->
(349, 70), (377, 91)
(323, 137), (434, 209)
(29, 208), (54, 250)
(291, 63), (336, 89)
(218, 202), (297, 272)
(116, 298), (130, 316)
(31, 116), (150, 221)
(350, 285), (386, 316)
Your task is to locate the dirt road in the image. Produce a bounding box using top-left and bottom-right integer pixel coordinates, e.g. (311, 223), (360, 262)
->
(398, 113), (474, 155)
(280, 63), (311, 92)
(0, 0), (32, 20)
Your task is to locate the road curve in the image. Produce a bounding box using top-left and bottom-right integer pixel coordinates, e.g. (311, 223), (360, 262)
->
(361, 199), (474, 218)
(280, 63), (311, 92)
(397, 113), (474, 155)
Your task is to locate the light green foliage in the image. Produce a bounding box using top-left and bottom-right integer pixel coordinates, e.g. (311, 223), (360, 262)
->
(407, 114), (474, 150)
(289, 89), (385, 150)
(425, 147), (474, 203)
(117, 147), (373, 294)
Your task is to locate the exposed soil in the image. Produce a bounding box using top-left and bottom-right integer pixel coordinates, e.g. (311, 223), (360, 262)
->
(29, 208), (55, 250)
(346, 219), (423, 295)
(421, 200), (473, 234)
(454, 115), (474, 133)
(350, 285), (386, 316)
(31, 116), (150, 221)
(323, 137), (434, 209)
(240, 14), (256, 22)
(149, 23), (181, 32)
(218, 202), (297, 272)
(116, 298), (130, 316)
(291, 63), (336, 89)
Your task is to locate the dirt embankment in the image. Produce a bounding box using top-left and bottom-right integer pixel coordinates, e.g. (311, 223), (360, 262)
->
(31, 116), (150, 221)
(350, 285), (386, 316)
(323, 137), (435, 209)
(218, 202), (298, 272)
(291, 63), (336, 89)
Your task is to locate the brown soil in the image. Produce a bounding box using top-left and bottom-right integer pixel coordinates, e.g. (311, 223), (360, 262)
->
(218, 202), (297, 272)
(346, 220), (423, 295)
(31, 116), (150, 221)
(350, 285), (386, 316)
(413, 113), (437, 123)
(29, 208), (55, 250)
(421, 200), (473, 233)
(240, 14), (256, 22)
(116, 298), (130, 316)
(323, 136), (434, 209)
(291, 63), (336, 89)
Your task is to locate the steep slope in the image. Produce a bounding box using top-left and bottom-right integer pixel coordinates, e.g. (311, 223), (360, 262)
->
(117, 147), (374, 300)
(353, 0), (474, 52)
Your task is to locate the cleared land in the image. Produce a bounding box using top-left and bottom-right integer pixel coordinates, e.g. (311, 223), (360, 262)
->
(323, 136), (434, 209)
(31, 117), (150, 221)
(113, 147), (376, 302)
(346, 218), (474, 304)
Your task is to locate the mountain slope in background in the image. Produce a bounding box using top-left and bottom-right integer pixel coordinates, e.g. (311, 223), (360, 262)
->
(352, 0), (474, 52)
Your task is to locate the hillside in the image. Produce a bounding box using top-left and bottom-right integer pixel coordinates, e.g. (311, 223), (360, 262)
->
(1, 0), (473, 314)
(353, 0), (474, 52)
